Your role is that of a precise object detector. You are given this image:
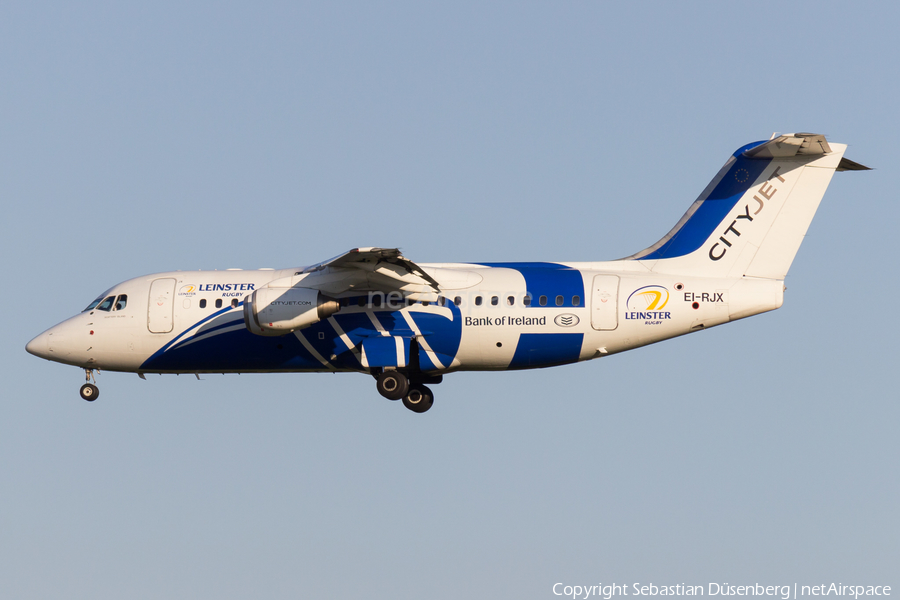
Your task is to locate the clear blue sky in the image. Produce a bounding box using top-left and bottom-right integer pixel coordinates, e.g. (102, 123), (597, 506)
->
(2, 2), (897, 598)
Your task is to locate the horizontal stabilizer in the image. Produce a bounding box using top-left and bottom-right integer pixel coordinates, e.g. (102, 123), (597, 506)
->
(743, 133), (831, 159)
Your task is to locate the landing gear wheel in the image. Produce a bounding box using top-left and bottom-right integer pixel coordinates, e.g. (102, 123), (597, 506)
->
(79, 383), (99, 402)
(376, 371), (409, 401)
(403, 385), (433, 413)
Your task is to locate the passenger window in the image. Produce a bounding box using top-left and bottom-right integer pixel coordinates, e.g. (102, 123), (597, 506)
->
(97, 296), (115, 312)
(539, 295), (547, 306)
(507, 296), (515, 306)
(113, 295), (128, 311)
(572, 295), (581, 307)
(556, 295), (564, 306)
(454, 296), (462, 306)
(200, 299), (207, 309)
(491, 296), (499, 306)
(475, 296), (483, 306)
(231, 299), (239, 308)
(357, 297), (366, 307)
(215, 299), (223, 309)
(523, 295), (532, 306)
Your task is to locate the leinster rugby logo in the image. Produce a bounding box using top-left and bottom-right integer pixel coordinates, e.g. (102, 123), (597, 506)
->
(554, 314), (579, 327)
(625, 285), (671, 325)
(179, 285), (197, 296)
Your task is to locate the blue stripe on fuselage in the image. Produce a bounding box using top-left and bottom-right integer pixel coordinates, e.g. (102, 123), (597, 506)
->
(509, 333), (583, 369)
(142, 304), (242, 366)
(140, 300), (463, 373)
(475, 262), (585, 308)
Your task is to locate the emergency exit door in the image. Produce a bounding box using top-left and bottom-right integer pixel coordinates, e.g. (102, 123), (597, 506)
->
(591, 275), (619, 331)
(148, 278), (176, 333)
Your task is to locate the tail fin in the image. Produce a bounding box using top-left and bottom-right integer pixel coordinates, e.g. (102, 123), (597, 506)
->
(628, 133), (869, 279)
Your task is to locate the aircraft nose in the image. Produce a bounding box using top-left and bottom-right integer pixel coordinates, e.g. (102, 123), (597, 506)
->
(26, 330), (51, 359)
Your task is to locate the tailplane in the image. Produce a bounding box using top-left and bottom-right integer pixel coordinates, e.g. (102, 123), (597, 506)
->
(628, 133), (869, 279)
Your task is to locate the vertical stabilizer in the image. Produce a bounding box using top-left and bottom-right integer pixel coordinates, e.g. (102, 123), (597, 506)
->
(627, 134), (867, 279)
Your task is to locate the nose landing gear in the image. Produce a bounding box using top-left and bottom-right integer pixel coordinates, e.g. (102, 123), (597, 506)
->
(79, 369), (99, 401)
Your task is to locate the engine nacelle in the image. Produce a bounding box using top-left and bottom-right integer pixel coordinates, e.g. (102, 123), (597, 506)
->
(243, 287), (340, 336)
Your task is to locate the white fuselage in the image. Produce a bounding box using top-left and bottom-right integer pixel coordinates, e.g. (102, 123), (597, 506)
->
(26, 262), (783, 376)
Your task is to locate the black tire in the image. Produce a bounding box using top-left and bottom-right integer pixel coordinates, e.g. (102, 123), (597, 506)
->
(79, 383), (99, 402)
(376, 371), (409, 401)
(402, 385), (433, 413)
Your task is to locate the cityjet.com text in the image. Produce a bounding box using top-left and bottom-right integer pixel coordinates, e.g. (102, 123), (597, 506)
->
(551, 583), (891, 600)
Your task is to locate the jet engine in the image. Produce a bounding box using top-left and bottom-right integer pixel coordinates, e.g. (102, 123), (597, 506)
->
(243, 287), (340, 336)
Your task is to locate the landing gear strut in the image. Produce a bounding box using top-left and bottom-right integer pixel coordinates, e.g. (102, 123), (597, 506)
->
(80, 369), (99, 401)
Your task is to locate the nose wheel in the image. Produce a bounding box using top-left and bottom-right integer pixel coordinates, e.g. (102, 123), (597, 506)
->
(80, 368), (99, 401)
(80, 383), (99, 401)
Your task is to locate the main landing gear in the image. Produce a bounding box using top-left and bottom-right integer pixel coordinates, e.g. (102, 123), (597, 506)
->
(79, 369), (99, 401)
(375, 370), (436, 413)
(402, 384), (433, 414)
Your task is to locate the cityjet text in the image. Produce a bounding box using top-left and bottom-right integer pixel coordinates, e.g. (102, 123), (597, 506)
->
(709, 166), (784, 261)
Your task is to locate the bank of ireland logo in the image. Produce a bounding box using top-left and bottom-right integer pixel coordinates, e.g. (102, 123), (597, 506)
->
(626, 285), (669, 311)
(554, 314), (580, 327)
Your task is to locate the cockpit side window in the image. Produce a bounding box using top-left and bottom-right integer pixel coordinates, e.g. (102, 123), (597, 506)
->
(114, 295), (128, 311)
(97, 296), (116, 312)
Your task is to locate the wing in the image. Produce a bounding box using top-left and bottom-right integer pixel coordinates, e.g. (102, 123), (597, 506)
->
(292, 247), (441, 299)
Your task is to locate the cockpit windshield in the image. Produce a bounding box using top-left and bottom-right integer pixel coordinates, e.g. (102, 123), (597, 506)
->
(83, 288), (115, 312)
(97, 296), (116, 312)
(83, 295), (105, 312)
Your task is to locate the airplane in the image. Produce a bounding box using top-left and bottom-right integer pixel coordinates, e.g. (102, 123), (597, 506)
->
(26, 133), (869, 413)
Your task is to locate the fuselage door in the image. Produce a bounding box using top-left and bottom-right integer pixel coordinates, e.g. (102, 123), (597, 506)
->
(148, 278), (176, 333)
(591, 274), (619, 331)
